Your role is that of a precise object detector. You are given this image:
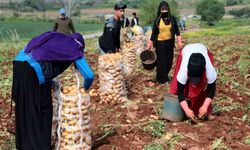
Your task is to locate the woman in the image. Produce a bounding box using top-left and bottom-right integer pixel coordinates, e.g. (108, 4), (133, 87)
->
(148, 1), (183, 84)
(169, 43), (217, 121)
(12, 31), (94, 149)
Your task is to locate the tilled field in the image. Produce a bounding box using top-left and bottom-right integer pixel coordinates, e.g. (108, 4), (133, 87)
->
(0, 35), (249, 149)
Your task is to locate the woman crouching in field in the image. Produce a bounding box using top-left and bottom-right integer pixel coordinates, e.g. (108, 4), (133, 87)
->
(169, 43), (217, 121)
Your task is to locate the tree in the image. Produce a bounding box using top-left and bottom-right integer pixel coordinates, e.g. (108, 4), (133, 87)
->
(196, 0), (225, 25)
(229, 7), (250, 18)
(225, 0), (242, 6)
(24, 0), (46, 11)
(139, 0), (179, 26)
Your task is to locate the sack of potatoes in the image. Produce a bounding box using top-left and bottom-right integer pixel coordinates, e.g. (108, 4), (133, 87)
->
(56, 85), (92, 150)
(98, 53), (127, 104)
(52, 68), (92, 150)
(121, 42), (137, 77)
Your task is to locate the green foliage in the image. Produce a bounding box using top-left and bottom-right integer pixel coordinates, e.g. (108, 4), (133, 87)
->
(244, 136), (250, 144)
(143, 120), (166, 138)
(247, 102), (250, 110)
(196, 0), (225, 24)
(236, 54), (250, 75)
(8, 0), (47, 13)
(143, 143), (165, 150)
(226, 0), (242, 6)
(229, 7), (250, 18)
(0, 17), (102, 40)
(24, 0), (46, 11)
(139, 0), (179, 26)
(212, 137), (230, 150)
(213, 103), (240, 114)
(184, 18), (250, 38)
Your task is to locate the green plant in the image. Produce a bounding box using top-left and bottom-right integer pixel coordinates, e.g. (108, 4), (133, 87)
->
(242, 114), (248, 122)
(143, 120), (166, 138)
(247, 102), (250, 110)
(104, 108), (114, 113)
(244, 136), (250, 144)
(212, 137), (230, 150)
(229, 7), (250, 18)
(226, 0), (240, 6)
(213, 103), (240, 114)
(166, 131), (183, 148)
(143, 143), (164, 150)
(7, 29), (20, 42)
(196, 0), (225, 25)
(24, 0), (46, 11)
(236, 54), (250, 75)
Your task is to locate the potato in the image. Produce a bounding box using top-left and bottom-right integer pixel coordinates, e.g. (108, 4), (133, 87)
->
(80, 88), (85, 94)
(62, 88), (69, 94)
(85, 135), (92, 145)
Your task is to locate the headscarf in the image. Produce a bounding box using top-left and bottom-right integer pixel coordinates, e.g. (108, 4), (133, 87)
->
(25, 31), (84, 61)
(155, 1), (171, 26)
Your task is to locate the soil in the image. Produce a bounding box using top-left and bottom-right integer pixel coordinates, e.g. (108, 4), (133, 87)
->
(0, 35), (250, 149)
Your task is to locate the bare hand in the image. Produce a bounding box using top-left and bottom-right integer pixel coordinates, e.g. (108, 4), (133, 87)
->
(147, 40), (153, 50)
(198, 105), (208, 118)
(178, 41), (183, 50)
(185, 109), (197, 121)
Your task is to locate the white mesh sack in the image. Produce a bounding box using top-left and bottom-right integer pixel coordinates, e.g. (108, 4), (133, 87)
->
(98, 53), (127, 104)
(54, 69), (92, 150)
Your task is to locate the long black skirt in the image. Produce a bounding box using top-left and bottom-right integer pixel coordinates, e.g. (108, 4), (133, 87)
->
(155, 39), (175, 84)
(12, 61), (52, 150)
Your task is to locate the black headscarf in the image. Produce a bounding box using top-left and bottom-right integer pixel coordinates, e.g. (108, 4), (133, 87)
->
(156, 1), (171, 26)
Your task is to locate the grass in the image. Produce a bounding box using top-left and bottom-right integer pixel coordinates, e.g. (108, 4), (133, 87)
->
(212, 137), (230, 150)
(184, 18), (250, 38)
(236, 54), (250, 75)
(213, 103), (241, 114)
(143, 143), (165, 150)
(0, 17), (102, 41)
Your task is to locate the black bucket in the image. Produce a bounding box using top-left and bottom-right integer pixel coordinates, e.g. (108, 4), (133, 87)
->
(140, 50), (157, 70)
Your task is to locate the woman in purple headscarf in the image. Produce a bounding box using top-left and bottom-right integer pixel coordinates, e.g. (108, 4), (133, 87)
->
(12, 31), (94, 149)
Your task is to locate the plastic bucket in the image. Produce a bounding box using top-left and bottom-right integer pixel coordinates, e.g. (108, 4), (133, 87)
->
(140, 50), (157, 70)
(162, 94), (184, 122)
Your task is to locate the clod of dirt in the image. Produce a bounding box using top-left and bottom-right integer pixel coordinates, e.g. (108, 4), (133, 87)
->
(126, 111), (137, 120)
(128, 104), (139, 111)
(189, 146), (200, 150)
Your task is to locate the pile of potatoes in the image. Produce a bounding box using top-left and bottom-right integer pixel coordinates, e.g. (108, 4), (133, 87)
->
(98, 53), (127, 104)
(56, 85), (92, 150)
(121, 42), (137, 76)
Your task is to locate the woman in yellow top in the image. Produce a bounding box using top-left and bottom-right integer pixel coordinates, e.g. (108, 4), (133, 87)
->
(148, 1), (183, 84)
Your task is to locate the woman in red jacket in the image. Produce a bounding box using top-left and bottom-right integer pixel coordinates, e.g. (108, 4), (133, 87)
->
(169, 43), (217, 121)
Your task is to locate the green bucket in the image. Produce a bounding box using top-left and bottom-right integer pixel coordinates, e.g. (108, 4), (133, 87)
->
(162, 94), (185, 122)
